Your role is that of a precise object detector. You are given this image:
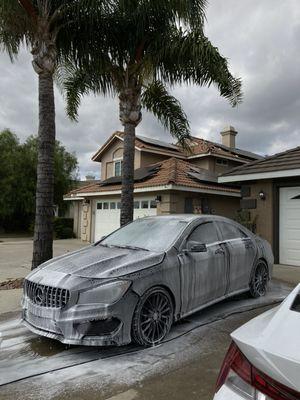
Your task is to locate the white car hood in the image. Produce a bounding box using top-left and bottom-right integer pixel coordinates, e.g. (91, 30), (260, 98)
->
(232, 284), (300, 392)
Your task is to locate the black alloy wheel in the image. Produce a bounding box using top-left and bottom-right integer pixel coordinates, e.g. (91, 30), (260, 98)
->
(132, 287), (174, 346)
(250, 261), (269, 298)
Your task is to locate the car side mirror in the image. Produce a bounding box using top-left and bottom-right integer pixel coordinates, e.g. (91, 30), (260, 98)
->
(185, 241), (207, 253)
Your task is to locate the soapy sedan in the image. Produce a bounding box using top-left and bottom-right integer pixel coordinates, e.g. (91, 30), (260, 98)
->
(22, 215), (273, 346)
(214, 284), (300, 400)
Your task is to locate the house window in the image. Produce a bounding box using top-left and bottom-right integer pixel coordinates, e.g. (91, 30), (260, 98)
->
(216, 158), (228, 166)
(103, 202), (109, 210)
(150, 200), (157, 209)
(114, 160), (122, 176)
(141, 200), (149, 209)
(110, 202), (116, 209)
(134, 201), (140, 209)
(117, 202), (121, 209)
(97, 203), (102, 210)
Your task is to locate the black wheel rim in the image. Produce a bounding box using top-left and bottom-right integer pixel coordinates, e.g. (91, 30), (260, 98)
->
(140, 292), (172, 345)
(254, 264), (268, 296)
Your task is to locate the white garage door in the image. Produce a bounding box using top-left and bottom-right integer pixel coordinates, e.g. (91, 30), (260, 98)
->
(279, 187), (300, 266)
(94, 197), (158, 242)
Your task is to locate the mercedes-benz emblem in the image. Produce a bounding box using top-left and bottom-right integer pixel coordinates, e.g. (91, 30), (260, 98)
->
(34, 287), (44, 306)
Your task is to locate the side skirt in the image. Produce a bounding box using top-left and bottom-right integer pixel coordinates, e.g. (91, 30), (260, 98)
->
(176, 287), (250, 321)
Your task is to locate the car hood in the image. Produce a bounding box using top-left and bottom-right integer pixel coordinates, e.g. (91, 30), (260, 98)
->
(29, 245), (165, 280)
(232, 284), (300, 392)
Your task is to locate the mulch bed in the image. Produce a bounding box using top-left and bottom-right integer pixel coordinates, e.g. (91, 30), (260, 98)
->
(0, 278), (24, 290)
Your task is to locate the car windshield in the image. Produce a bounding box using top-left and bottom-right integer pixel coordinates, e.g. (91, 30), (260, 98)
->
(100, 217), (188, 252)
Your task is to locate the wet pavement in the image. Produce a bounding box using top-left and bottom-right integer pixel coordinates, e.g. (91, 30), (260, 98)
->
(0, 280), (291, 400)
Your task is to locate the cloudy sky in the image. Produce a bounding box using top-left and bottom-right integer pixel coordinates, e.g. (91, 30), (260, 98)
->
(1, 0), (300, 179)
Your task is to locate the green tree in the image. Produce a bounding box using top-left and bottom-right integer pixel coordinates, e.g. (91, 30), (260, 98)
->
(0, 0), (110, 267)
(61, 1), (242, 226)
(0, 129), (78, 232)
(0, 129), (20, 222)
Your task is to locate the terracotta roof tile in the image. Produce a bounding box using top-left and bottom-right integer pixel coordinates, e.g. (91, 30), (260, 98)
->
(65, 158), (239, 198)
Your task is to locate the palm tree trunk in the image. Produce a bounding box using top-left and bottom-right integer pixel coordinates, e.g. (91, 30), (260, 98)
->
(32, 72), (56, 269)
(120, 122), (135, 226)
(119, 83), (141, 226)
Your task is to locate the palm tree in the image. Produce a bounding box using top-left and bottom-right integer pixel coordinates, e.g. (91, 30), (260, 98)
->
(0, 0), (113, 268)
(62, 1), (242, 226)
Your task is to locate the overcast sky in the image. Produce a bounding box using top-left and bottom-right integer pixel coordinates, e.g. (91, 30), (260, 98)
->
(1, 0), (300, 179)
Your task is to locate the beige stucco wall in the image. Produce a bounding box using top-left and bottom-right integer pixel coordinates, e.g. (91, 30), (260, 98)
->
(100, 139), (142, 180)
(242, 180), (274, 247)
(157, 190), (240, 219)
(189, 157), (214, 171)
(139, 152), (170, 167)
(189, 156), (242, 175)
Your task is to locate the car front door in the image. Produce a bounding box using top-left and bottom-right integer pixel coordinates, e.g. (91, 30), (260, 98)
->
(215, 222), (257, 294)
(178, 221), (228, 316)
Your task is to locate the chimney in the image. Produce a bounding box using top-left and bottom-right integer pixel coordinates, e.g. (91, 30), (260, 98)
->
(220, 126), (237, 148)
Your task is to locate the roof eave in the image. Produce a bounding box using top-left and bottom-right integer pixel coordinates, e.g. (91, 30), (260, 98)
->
(219, 168), (300, 183)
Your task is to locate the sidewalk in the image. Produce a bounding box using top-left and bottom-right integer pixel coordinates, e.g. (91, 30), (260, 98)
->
(273, 264), (300, 286)
(0, 238), (87, 282)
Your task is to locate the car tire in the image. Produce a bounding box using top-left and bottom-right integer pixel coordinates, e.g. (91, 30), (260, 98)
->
(249, 261), (269, 298)
(132, 286), (174, 346)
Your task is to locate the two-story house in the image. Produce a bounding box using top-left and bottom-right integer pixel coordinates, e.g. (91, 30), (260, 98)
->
(65, 126), (262, 242)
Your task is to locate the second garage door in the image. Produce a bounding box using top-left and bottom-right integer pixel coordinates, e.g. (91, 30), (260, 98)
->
(279, 187), (300, 266)
(94, 197), (158, 241)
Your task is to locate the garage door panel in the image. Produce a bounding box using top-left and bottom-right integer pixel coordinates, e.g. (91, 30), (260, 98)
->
(280, 187), (300, 266)
(94, 197), (157, 242)
(283, 231), (300, 241)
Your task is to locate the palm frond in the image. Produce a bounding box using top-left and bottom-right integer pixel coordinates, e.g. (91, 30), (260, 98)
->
(57, 59), (117, 121)
(142, 80), (190, 145)
(153, 28), (243, 107)
(0, 0), (34, 60)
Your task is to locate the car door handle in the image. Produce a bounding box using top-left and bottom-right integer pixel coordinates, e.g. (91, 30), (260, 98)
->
(215, 248), (225, 255)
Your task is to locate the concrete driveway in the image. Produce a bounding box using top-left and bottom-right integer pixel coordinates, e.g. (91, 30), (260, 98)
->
(0, 281), (292, 400)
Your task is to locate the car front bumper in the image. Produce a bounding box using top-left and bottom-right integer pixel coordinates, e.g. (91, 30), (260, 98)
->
(22, 290), (139, 346)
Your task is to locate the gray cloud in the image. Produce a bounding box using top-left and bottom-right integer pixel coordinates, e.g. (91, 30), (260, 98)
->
(0, 0), (300, 179)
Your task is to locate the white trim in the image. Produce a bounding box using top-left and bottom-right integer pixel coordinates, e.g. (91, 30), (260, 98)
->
(92, 134), (142, 161)
(68, 184), (240, 199)
(140, 147), (186, 158)
(186, 152), (211, 159)
(170, 185), (241, 197)
(219, 168), (300, 183)
(188, 152), (248, 164)
(64, 196), (84, 201)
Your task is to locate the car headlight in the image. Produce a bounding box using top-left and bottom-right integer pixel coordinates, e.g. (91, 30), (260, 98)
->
(78, 280), (131, 305)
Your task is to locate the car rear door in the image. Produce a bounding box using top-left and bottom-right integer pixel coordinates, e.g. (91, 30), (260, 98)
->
(178, 221), (228, 315)
(215, 221), (257, 294)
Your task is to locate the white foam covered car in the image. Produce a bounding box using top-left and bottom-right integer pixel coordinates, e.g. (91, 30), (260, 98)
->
(214, 284), (300, 400)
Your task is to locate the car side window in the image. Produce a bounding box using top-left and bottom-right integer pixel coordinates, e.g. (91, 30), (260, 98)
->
(217, 222), (247, 240)
(188, 222), (219, 245)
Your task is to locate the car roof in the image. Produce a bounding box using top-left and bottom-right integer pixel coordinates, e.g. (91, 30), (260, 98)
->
(143, 214), (235, 223)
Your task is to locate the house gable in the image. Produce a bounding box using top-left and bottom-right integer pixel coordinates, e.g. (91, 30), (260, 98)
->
(91, 129), (262, 182)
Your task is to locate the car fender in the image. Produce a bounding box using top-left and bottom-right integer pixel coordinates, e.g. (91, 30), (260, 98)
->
(127, 248), (181, 317)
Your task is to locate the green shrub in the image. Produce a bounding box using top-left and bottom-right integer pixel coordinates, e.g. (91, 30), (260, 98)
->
(53, 217), (74, 239)
(235, 210), (257, 233)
